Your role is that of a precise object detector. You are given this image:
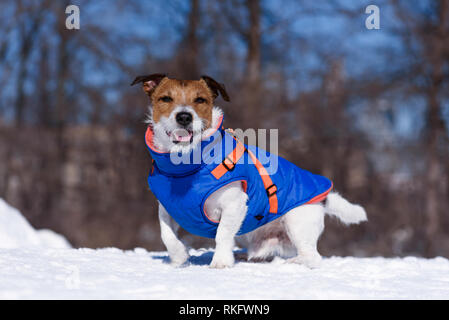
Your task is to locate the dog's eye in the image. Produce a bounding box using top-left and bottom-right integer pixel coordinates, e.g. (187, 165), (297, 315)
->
(159, 96), (173, 103)
(194, 97), (207, 104)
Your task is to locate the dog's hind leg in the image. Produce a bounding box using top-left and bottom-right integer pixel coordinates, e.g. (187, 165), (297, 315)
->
(158, 202), (189, 267)
(240, 219), (296, 262)
(282, 204), (325, 268)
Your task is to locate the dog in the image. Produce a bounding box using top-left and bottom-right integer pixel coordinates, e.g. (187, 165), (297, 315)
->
(131, 74), (367, 269)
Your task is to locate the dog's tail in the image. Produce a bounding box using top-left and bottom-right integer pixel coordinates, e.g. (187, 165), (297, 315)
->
(324, 192), (367, 225)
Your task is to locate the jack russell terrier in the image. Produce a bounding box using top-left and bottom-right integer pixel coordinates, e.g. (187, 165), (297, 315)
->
(131, 74), (367, 269)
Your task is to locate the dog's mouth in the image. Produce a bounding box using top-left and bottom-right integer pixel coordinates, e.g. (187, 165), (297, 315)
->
(167, 129), (194, 144)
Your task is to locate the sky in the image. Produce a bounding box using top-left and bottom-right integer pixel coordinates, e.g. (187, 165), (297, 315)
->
(1, 0), (447, 139)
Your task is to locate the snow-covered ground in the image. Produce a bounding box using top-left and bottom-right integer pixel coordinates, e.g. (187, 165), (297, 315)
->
(1, 198), (449, 300)
(2, 247), (449, 299)
(0, 199), (71, 250)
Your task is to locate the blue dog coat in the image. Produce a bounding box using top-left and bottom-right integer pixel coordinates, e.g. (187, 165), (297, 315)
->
(145, 116), (332, 238)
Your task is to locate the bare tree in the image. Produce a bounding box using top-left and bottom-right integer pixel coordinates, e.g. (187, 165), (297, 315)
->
(14, 1), (45, 126)
(183, 0), (200, 78)
(390, 0), (449, 256)
(0, 0), (448, 257)
(422, 0), (449, 256)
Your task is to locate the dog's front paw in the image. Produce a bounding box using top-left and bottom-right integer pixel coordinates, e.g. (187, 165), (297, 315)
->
(209, 252), (234, 269)
(169, 251), (189, 267)
(209, 259), (234, 269)
(287, 252), (322, 269)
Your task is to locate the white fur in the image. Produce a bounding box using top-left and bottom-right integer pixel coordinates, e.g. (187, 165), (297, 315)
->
(158, 203), (189, 266)
(150, 105), (223, 154)
(207, 181), (248, 268)
(152, 106), (367, 268)
(325, 192), (367, 225)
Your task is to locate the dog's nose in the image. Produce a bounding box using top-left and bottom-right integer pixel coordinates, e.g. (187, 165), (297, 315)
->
(176, 112), (193, 126)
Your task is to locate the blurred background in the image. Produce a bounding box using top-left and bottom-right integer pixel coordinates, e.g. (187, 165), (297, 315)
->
(0, 0), (448, 258)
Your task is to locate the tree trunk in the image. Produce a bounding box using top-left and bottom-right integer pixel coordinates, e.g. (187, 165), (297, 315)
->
(423, 0), (448, 257)
(14, 12), (41, 127)
(37, 42), (52, 126)
(55, 1), (71, 131)
(180, 0), (200, 79)
(246, 0), (261, 85)
(244, 0), (261, 125)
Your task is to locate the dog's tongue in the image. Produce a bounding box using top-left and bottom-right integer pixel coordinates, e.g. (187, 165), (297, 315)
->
(172, 129), (192, 142)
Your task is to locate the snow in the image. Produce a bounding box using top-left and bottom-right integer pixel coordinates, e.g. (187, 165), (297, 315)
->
(1, 247), (449, 299)
(1, 198), (449, 300)
(0, 199), (71, 249)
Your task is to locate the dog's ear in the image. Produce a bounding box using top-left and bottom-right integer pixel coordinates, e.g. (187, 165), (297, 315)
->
(201, 75), (230, 102)
(131, 73), (167, 97)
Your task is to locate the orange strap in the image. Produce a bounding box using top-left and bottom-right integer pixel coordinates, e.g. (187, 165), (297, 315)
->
(150, 159), (155, 175)
(211, 136), (278, 214)
(305, 182), (333, 204)
(211, 140), (247, 179)
(247, 149), (278, 214)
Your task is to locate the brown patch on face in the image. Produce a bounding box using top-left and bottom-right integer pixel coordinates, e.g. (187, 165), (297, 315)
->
(150, 78), (215, 129)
